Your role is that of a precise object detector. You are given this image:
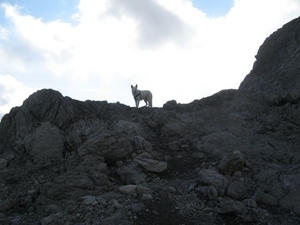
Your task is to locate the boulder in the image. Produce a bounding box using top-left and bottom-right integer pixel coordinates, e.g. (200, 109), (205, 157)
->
(254, 189), (278, 207)
(227, 182), (248, 200)
(198, 169), (229, 187)
(218, 200), (247, 214)
(23, 121), (65, 164)
(0, 158), (8, 169)
(218, 150), (245, 175)
(279, 186), (300, 216)
(134, 157), (168, 173)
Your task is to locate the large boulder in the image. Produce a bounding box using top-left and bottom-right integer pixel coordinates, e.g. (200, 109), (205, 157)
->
(22, 122), (65, 164)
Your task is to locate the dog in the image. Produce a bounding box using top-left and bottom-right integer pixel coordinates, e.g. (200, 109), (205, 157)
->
(131, 84), (153, 108)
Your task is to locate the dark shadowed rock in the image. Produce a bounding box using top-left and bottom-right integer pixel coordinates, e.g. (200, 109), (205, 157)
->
(218, 200), (247, 214)
(23, 121), (65, 164)
(198, 169), (229, 187)
(134, 157), (168, 173)
(218, 150), (245, 175)
(254, 189), (278, 207)
(227, 181), (248, 200)
(239, 16), (300, 96)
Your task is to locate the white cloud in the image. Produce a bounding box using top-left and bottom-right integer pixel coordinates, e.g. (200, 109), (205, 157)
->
(0, 0), (299, 119)
(0, 74), (37, 119)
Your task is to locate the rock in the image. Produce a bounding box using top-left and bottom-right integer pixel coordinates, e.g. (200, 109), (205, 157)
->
(254, 189), (278, 207)
(131, 203), (145, 213)
(79, 195), (96, 205)
(141, 194), (153, 201)
(45, 204), (62, 215)
(218, 200), (247, 214)
(218, 150), (245, 175)
(23, 121), (65, 164)
(239, 16), (300, 97)
(198, 169), (229, 187)
(117, 162), (148, 185)
(279, 186), (300, 216)
(77, 133), (133, 163)
(243, 199), (258, 208)
(107, 199), (123, 214)
(227, 182), (248, 200)
(195, 132), (241, 159)
(119, 185), (137, 195)
(196, 186), (218, 199)
(133, 136), (153, 151)
(137, 185), (151, 195)
(134, 157), (168, 173)
(163, 100), (177, 110)
(0, 158), (7, 169)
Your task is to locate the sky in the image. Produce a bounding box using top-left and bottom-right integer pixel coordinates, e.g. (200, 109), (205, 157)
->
(0, 0), (300, 119)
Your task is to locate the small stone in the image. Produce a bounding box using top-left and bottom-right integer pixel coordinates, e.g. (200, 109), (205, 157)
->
(0, 158), (7, 169)
(80, 196), (96, 205)
(168, 186), (177, 193)
(198, 169), (229, 187)
(243, 199), (258, 208)
(134, 157), (168, 172)
(119, 185), (137, 195)
(218, 200), (247, 214)
(137, 184), (151, 195)
(131, 203), (145, 213)
(141, 194), (153, 201)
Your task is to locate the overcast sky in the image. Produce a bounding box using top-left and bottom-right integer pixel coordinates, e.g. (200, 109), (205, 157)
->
(0, 0), (299, 119)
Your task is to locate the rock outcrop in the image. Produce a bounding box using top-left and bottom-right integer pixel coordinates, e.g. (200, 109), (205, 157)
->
(239, 16), (300, 96)
(1, 16), (300, 225)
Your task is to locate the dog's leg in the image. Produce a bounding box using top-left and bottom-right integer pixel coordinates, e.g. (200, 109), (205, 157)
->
(136, 100), (140, 108)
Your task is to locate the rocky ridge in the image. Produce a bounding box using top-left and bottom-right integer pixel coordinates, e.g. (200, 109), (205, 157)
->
(0, 16), (300, 225)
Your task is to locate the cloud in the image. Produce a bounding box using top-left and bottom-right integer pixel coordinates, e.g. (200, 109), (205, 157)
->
(0, 0), (300, 120)
(107, 0), (194, 47)
(0, 75), (37, 119)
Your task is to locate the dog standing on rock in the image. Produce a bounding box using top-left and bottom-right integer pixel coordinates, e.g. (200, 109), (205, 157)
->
(131, 84), (153, 108)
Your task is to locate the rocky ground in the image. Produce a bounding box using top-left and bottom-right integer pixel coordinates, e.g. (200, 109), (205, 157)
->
(0, 15), (300, 225)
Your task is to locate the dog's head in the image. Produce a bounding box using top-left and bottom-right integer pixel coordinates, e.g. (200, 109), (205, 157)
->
(131, 84), (138, 95)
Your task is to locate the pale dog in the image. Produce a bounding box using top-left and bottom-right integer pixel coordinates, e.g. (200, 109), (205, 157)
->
(131, 84), (153, 108)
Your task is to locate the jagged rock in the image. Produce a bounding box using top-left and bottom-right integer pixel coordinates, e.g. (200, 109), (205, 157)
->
(137, 184), (151, 195)
(243, 199), (258, 208)
(0, 158), (7, 169)
(279, 186), (300, 216)
(196, 186), (218, 199)
(140, 193), (153, 201)
(163, 100), (178, 110)
(133, 136), (153, 151)
(23, 121), (65, 164)
(198, 169), (229, 187)
(134, 157), (168, 172)
(119, 185), (137, 195)
(196, 132), (242, 159)
(218, 150), (245, 175)
(254, 189), (278, 207)
(227, 181), (248, 200)
(79, 196), (97, 205)
(117, 162), (148, 185)
(77, 133), (133, 163)
(240, 16), (300, 96)
(218, 200), (247, 214)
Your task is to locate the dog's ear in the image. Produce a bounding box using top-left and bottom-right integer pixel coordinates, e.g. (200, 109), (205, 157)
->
(135, 84), (138, 88)
(131, 85), (133, 88)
